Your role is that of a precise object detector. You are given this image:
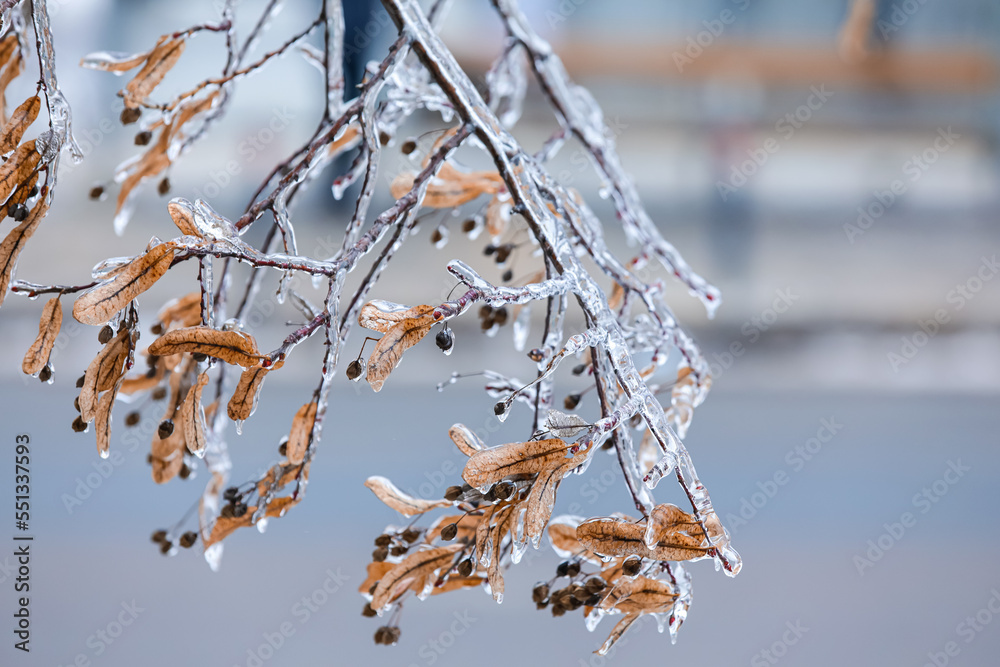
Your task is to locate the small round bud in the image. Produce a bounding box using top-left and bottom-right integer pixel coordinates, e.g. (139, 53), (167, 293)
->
(179, 531), (198, 548)
(435, 328), (454, 353)
(440, 523), (458, 541)
(134, 131), (152, 145)
(402, 528), (421, 543)
(372, 546), (388, 562)
(98, 325), (114, 344)
(362, 602), (377, 617)
(378, 131), (390, 146)
(159, 541), (173, 555)
(223, 487), (239, 502)
(12, 204), (27, 221)
(527, 348), (545, 362)
(38, 365), (52, 383)
(493, 307), (508, 326)
(556, 561), (570, 577)
(120, 107), (141, 125)
(495, 245), (512, 263)
(622, 557), (642, 577)
(390, 545), (408, 557)
(457, 558), (474, 577)
(179, 464), (192, 480)
(89, 186), (105, 200)
(401, 139), (416, 154)
(28, 186), (38, 198)
(566, 561), (581, 578)
(72, 416), (88, 432)
(374, 534), (392, 547)
(346, 358), (365, 381)
(493, 401), (505, 416)
(502, 269), (513, 282)
(157, 177), (170, 196)
(483, 244), (497, 256)
(233, 503), (248, 518)
(551, 605), (566, 617)
(158, 420), (174, 439)
(150, 322), (164, 335)
(192, 352), (207, 362)
(444, 485), (463, 502)
(151, 529), (167, 543)
(563, 394), (581, 410)
(429, 228), (443, 245)
(532, 582), (549, 603)
(494, 480), (515, 501)
(124, 411), (140, 427)
(461, 218), (476, 233)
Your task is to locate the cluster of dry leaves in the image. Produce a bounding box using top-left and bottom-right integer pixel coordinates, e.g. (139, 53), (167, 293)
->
(359, 423), (720, 653)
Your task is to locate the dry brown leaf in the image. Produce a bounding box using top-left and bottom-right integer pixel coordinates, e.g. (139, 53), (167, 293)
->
(462, 437), (573, 489)
(72, 242), (176, 325)
(596, 612), (640, 656)
(181, 372), (209, 456)
(286, 401), (317, 465)
(448, 423), (485, 457)
(0, 95), (39, 154)
(0, 49), (23, 125)
(576, 513), (712, 562)
(156, 292), (202, 328)
(371, 545), (462, 611)
(364, 476), (451, 516)
(21, 297), (61, 375)
(359, 561), (395, 595)
(80, 49), (151, 73)
(227, 364), (271, 422)
(7, 171), (37, 209)
(486, 505), (514, 602)
(0, 139), (39, 203)
(485, 194), (512, 238)
(203, 496), (296, 548)
(358, 301), (434, 334)
(148, 325), (260, 367)
(600, 575), (677, 615)
(608, 281), (625, 312)
(524, 463), (571, 544)
(475, 505), (497, 565)
(124, 37), (185, 109)
(325, 123), (360, 159)
(0, 34), (18, 72)
(0, 187), (46, 309)
(118, 359), (165, 395)
(389, 162), (503, 209)
(79, 329), (131, 422)
(366, 312), (435, 392)
(167, 199), (199, 236)
(431, 575), (485, 595)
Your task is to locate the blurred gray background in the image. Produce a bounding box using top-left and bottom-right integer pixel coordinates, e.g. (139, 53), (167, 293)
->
(1, 0), (998, 665)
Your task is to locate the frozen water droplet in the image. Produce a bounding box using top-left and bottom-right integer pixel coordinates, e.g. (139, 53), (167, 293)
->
(235, 420), (244, 436)
(256, 517), (268, 534)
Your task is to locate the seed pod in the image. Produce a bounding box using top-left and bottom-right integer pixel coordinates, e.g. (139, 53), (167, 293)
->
(551, 605), (566, 617)
(278, 441), (287, 457)
(76, 374), (86, 388)
(125, 412), (141, 426)
(402, 528), (420, 543)
(493, 307), (508, 326)
(233, 503), (248, 518)
(12, 204), (26, 221)
(159, 541), (173, 555)
(157, 177), (170, 195)
(38, 365), (52, 383)
(495, 245), (512, 263)
(502, 269), (513, 282)
(223, 487), (239, 502)
(493, 402), (505, 416)
(461, 218), (476, 233)
(566, 561), (581, 577)
(179, 464), (191, 480)
(151, 529), (167, 543)
(585, 577), (607, 594)
(192, 352), (207, 362)
(120, 107), (141, 124)
(98, 325), (114, 344)
(374, 534), (392, 547)
(483, 244), (497, 256)
(457, 558), (474, 577)
(556, 561), (570, 577)
(362, 603), (377, 617)
(152, 387), (167, 401)
(179, 531), (197, 548)
(494, 480), (515, 501)
(572, 364), (587, 376)
(401, 140), (416, 155)
(429, 228), (443, 245)
(440, 523), (458, 541)
(73, 396), (81, 412)
(346, 358), (365, 381)
(378, 131), (390, 146)
(372, 546), (388, 562)
(532, 582), (549, 603)
(134, 130), (152, 145)
(89, 186), (104, 200)
(444, 485), (463, 501)
(564, 394), (581, 410)
(158, 419), (174, 439)
(390, 545), (408, 557)
(536, 600), (549, 610)
(150, 322), (164, 335)
(622, 557), (642, 577)
(435, 328), (454, 353)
